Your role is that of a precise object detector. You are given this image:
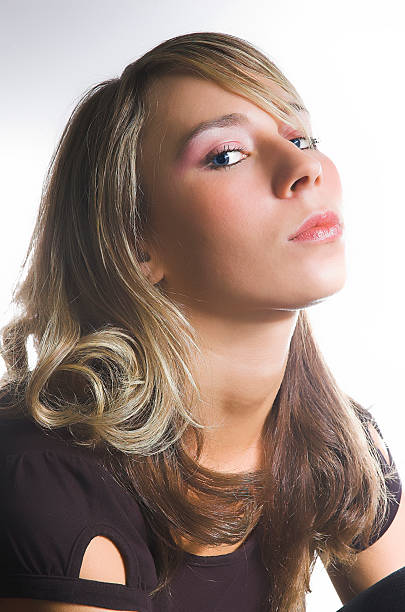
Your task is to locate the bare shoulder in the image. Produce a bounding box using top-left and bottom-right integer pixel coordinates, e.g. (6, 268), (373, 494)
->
(366, 422), (390, 463)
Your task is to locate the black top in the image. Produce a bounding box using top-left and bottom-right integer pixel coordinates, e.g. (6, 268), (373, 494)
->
(0, 399), (402, 612)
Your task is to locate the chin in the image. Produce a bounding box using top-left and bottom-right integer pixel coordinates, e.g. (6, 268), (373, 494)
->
(294, 278), (347, 309)
(298, 257), (347, 299)
(265, 271), (347, 311)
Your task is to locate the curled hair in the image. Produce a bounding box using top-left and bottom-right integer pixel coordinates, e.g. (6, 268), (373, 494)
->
(0, 32), (396, 612)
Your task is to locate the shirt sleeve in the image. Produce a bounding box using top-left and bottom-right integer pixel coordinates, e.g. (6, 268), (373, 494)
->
(0, 447), (157, 611)
(351, 411), (402, 552)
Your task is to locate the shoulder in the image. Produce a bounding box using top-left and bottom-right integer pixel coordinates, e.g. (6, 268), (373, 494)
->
(0, 399), (149, 541)
(0, 386), (157, 609)
(0, 383), (81, 455)
(0, 411), (150, 558)
(328, 408), (405, 606)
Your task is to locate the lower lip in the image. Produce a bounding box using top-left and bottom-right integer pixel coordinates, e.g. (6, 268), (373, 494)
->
(290, 223), (343, 243)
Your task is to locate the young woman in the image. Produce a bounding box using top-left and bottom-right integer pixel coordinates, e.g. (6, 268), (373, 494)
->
(0, 32), (403, 612)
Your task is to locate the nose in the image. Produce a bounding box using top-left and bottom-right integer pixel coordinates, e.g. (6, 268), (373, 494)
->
(270, 139), (323, 199)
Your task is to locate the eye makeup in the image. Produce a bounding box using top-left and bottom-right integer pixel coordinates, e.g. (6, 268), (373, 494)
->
(202, 135), (319, 172)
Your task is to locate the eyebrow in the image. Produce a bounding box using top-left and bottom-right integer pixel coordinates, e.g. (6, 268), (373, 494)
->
(176, 102), (309, 159)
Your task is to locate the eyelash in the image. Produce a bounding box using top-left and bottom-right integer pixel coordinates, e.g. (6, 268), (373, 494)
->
(205, 136), (320, 171)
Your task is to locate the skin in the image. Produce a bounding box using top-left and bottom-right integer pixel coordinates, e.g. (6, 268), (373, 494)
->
(138, 72), (346, 476)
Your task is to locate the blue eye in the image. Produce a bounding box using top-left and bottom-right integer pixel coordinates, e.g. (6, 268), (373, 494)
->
(206, 137), (319, 171)
(206, 144), (248, 171)
(290, 136), (319, 150)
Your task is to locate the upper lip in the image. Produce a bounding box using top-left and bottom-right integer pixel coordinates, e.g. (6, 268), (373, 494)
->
(288, 210), (342, 240)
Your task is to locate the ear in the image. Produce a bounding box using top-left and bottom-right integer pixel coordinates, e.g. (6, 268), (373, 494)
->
(137, 242), (165, 285)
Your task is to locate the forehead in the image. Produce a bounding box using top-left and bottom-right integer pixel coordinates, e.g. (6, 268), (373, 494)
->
(142, 73), (302, 151)
(145, 71), (291, 114)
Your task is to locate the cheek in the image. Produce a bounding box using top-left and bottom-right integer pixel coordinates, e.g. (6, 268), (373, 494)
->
(150, 173), (267, 291)
(170, 173), (266, 248)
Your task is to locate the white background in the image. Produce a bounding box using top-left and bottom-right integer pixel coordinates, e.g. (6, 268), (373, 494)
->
(1, 1), (404, 609)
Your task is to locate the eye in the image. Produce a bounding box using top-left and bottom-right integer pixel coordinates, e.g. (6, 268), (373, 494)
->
(206, 144), (248, 171)
(205, 136), (320, 171)
(290, 136), (320, 150)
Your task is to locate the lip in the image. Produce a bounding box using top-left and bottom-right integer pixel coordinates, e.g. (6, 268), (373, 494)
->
(288, 210), (343, 241)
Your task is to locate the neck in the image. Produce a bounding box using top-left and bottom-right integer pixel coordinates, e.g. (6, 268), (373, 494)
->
(183, 308), (299, 472)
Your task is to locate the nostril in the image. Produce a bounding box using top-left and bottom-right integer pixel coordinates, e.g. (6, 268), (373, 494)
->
(291, 176), (308, 191)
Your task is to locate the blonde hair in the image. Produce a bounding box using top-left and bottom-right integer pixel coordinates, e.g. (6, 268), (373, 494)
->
(0, 32), (397, 612)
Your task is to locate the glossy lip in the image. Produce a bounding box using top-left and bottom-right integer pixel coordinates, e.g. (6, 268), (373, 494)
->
(288, 210), (342, 241)
(290, 224), (343, 243)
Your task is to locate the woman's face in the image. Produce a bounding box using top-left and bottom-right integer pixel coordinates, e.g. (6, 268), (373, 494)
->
(139, 73), (346, 316)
